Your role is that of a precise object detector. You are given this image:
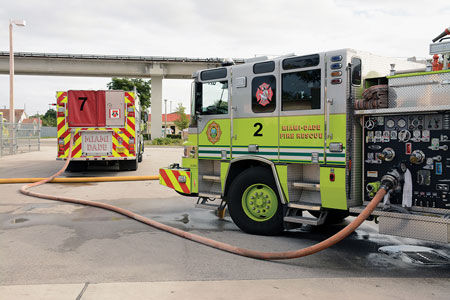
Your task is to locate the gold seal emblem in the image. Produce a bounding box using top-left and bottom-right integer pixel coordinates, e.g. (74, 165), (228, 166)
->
(206, 121), (222, 144)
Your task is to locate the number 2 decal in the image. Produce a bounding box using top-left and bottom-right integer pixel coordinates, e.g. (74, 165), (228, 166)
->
(253, 122), (263, 136)
(78, 97), (88, 111)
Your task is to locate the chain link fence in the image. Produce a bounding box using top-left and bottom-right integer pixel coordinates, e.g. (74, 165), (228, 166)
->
(0, 121), (41, 156)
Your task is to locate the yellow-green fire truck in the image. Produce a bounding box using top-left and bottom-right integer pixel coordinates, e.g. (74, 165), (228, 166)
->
(160, 44), (450, 243)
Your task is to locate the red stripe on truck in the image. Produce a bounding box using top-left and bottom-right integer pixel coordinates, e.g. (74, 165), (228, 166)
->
(159, 169), (175, 189)
(125, 92), (135, 105)
(57, 92), (67, 105)
(172, 170), (190, 194)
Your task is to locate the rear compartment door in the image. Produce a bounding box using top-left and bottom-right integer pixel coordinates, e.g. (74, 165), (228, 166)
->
(105, 91), (125, 127)
(67, 90), (106, 127)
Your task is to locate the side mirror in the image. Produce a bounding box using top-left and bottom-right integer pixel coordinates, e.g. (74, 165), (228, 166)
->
(194, 112), (202, 122)
(143, 112), (149, 123)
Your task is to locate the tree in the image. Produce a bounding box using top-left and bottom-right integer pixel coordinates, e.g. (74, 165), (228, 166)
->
(173, 103), (189, 131)
(30, 108), (57, 127)
(107, 78), (151, 111)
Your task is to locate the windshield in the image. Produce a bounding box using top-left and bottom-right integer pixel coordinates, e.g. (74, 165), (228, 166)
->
(195, 81), (229, 115)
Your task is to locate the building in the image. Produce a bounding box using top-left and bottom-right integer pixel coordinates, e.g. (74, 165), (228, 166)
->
(0, 109), (27, 123)
(148, 112), (190, 136)
(21, 117), (43, 127)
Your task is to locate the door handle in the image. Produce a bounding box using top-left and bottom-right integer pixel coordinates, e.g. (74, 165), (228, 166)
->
(326, 98), (333, 140)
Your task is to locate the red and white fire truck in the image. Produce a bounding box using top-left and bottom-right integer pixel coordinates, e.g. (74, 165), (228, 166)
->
(56, 90), (146, 171)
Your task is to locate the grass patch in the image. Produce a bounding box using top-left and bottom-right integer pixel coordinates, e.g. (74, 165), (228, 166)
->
(147, 137), (183, 146)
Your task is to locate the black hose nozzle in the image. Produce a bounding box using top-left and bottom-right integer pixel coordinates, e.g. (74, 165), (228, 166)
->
(432, 27), (450, 43)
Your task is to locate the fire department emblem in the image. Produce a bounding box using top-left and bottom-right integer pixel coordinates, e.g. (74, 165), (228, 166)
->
(110, 109), (120, 119)
(207, 121), (222, 144)
(256, 83), (273, 107)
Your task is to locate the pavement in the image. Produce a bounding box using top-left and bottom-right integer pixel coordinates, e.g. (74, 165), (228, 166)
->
(1, 140), (450, 299)
(2, 278), (450, 300)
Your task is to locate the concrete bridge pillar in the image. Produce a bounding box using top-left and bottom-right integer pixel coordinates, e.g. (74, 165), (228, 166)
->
(149, 63), (165, 140)
(150, 75), (163, 139)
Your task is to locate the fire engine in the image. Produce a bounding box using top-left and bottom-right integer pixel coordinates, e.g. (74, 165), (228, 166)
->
(160, 28), (450, 243)
(56, 90), (146, 171)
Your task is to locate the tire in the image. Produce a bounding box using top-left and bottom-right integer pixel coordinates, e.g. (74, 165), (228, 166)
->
(309, 210), (349, 225)
(119, 159), (138, 171)
(137, 142), (144, 163)
(227, 166), (284, 236)
(67, 161), (88, 172)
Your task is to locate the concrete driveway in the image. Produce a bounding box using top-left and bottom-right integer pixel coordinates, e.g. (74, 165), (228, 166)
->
(1, 141), (449, 299)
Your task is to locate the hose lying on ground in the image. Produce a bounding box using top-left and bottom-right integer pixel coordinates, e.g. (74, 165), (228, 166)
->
(20, 135), (388, 260)
(1, 175), (158, 184)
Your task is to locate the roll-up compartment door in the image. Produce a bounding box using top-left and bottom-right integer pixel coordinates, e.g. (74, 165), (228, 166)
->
(67, 91), (106, 127)
(105, 91), (125, 127)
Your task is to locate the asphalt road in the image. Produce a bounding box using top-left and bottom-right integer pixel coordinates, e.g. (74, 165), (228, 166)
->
(1, 140), (449, 299)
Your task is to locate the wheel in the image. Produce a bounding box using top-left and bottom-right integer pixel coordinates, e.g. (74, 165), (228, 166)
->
(119, 159), (138, 171)
(67, 161), (88, 172)
(309, 209), (349, 225)
(227, 166), (284, 236)
(138, 143), (143, 162)
(137, 142), (144, 163)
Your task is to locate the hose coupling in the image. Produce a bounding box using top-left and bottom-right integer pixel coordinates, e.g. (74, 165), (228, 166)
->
(380, 166), (405, 192)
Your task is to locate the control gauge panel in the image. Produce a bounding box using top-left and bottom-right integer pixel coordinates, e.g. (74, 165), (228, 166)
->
(363, 113), (450, 209)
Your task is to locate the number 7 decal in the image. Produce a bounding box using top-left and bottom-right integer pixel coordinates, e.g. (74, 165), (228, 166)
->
(78, 97), (88, 111)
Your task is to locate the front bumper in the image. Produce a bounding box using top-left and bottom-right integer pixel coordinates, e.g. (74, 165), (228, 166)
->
(159, 167), (192, 194)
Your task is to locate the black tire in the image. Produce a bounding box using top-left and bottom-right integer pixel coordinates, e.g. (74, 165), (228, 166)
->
(67, 161), (88, 172)
(227, 166), (284, 236)
(309, 210), (349, 225)
(119, 159), (138, 171)
(138, 143), (144, 163)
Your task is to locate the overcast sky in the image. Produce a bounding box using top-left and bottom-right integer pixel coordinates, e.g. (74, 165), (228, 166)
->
(1, 0), (450, 116)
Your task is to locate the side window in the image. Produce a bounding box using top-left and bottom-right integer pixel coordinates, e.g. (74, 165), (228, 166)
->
(283, 54), (320, 70)
(252, 75), (276, 113)
(195, 81), (228, 115)
(253, 61), (275, 74)
(351, 57), (362, 86)
(282, 69), (321, 111)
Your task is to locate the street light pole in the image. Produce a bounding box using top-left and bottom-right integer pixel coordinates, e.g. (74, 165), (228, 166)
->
(9, 19), (26, 153)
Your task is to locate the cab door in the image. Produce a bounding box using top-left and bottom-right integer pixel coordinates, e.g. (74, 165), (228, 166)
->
(278, 54), (326, 165)
(230, 61), (279, 162)
(194, 68), (231, 161)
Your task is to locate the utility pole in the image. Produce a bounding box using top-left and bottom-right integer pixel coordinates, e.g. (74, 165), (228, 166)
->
(9, 19), (26, 154)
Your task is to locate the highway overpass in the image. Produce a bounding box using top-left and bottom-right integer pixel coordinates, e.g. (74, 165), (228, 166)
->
(0, 51), (243, 138)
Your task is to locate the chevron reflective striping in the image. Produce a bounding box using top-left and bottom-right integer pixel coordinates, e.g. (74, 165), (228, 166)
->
(125, 92), (135, 105)
(172, 170), (190, 194)
(127, 118), (135, 132)
(57, 91), (68, 105)
(159, 169), (191, 194)
(159, 169), (175, 189)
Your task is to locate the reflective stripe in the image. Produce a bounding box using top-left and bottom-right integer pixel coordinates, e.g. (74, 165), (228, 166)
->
(159, 169), (191, 194)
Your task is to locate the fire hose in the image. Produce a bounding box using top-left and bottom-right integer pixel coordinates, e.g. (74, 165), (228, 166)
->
(0, 176), (158, 184)
(20, 134), (395, 260)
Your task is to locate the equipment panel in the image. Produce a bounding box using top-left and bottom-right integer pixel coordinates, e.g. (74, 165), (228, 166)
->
(363, 113), (450, 209)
